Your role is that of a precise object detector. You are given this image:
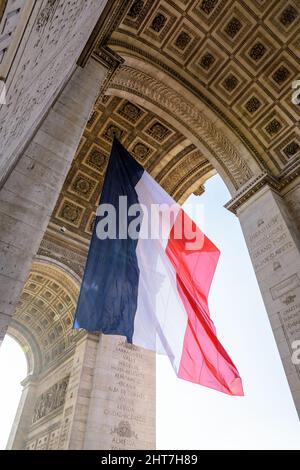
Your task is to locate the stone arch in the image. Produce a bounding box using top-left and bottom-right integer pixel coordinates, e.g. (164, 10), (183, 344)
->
(35, 255), (82, 285)
(8, 260), (81, 374)
(105, 56), (262, 194)
(4, 260), (88, 450)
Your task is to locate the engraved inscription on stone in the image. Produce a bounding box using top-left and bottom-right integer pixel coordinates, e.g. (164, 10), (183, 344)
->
(241, 191), (300, 391)
(247, 215), (294, 271)
(106, 341), (146, 449)
(88, 335), (155, 450)
(272, 276), (300, 348)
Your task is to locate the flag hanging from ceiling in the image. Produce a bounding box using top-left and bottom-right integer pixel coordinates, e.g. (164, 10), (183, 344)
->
(74, 138), (243, 396)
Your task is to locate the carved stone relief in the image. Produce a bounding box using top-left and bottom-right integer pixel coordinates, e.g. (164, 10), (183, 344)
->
(32, 376), (69, 423)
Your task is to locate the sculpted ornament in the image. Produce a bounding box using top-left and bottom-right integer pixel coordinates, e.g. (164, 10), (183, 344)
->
(32, 376), (69, 423)
(111, 421), (138, 439)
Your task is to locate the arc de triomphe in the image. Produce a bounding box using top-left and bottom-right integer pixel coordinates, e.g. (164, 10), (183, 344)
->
(0, 0), (299, 449)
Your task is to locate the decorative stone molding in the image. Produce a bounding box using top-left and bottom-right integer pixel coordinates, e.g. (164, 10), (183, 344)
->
(279, 159), (300, 188)
(225, 172), (280, 214)
(38, 236), (87, 279)
(193, 185), (205, 196)
(108, 1), (300, 180)
(108, 65), (253, 189)
(0, 1), (7, 23)
(78, 0), (131, 67)
(0, 0), (30, 75)
(92, 46), (124, 110)
(226, 159), (300, 214)
(0, 0), (108, 186)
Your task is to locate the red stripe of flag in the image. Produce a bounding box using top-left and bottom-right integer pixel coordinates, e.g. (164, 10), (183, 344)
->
(166, 209), (244, 396)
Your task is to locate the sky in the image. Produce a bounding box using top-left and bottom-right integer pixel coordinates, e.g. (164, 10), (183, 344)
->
(1, 174), (300, 450)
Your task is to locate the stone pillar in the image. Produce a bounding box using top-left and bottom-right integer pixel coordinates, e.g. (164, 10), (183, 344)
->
(6, 374), (38, 450)
(83, 335), (156, 450)
(57, 333), (99, 450)
(0, 59), (107, 346)
(231, 184), (300, 416)
(282, 176), (300, 239)
(56, 334), (156, 450)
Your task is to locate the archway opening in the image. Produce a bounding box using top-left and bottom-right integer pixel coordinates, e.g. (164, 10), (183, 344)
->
(0, 335), (27, 450)
(157, 174), (300, 449)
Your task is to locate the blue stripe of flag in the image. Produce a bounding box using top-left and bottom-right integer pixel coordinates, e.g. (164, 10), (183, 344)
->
(73, 139), (144, 342)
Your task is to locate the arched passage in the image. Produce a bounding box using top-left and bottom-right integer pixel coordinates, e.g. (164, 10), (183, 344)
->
(9, 260), (80, 372)
(0, 0), (299, 450)
(4, 260), (83, 450)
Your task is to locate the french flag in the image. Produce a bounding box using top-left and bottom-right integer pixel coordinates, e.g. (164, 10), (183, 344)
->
(74, 139), (243, 396)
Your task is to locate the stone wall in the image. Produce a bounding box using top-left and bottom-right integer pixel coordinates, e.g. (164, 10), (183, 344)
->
(0, 59), (107, 346)
(238, 184), (300, 417)
(8, 333), (156, 450)
(0, 0), (108, 185)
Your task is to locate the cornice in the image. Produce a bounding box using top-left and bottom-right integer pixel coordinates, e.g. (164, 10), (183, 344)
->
(225, 173), (280, 214)
(92, 45), (125, 104)
(77, 0), (131, 68)
(278, 159), (300, 188)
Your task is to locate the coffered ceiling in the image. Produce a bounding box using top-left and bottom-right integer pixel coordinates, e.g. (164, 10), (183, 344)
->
(50, 94), (213, 240)
(12, 262), (81, 372)
(107, 0), (300, 177)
